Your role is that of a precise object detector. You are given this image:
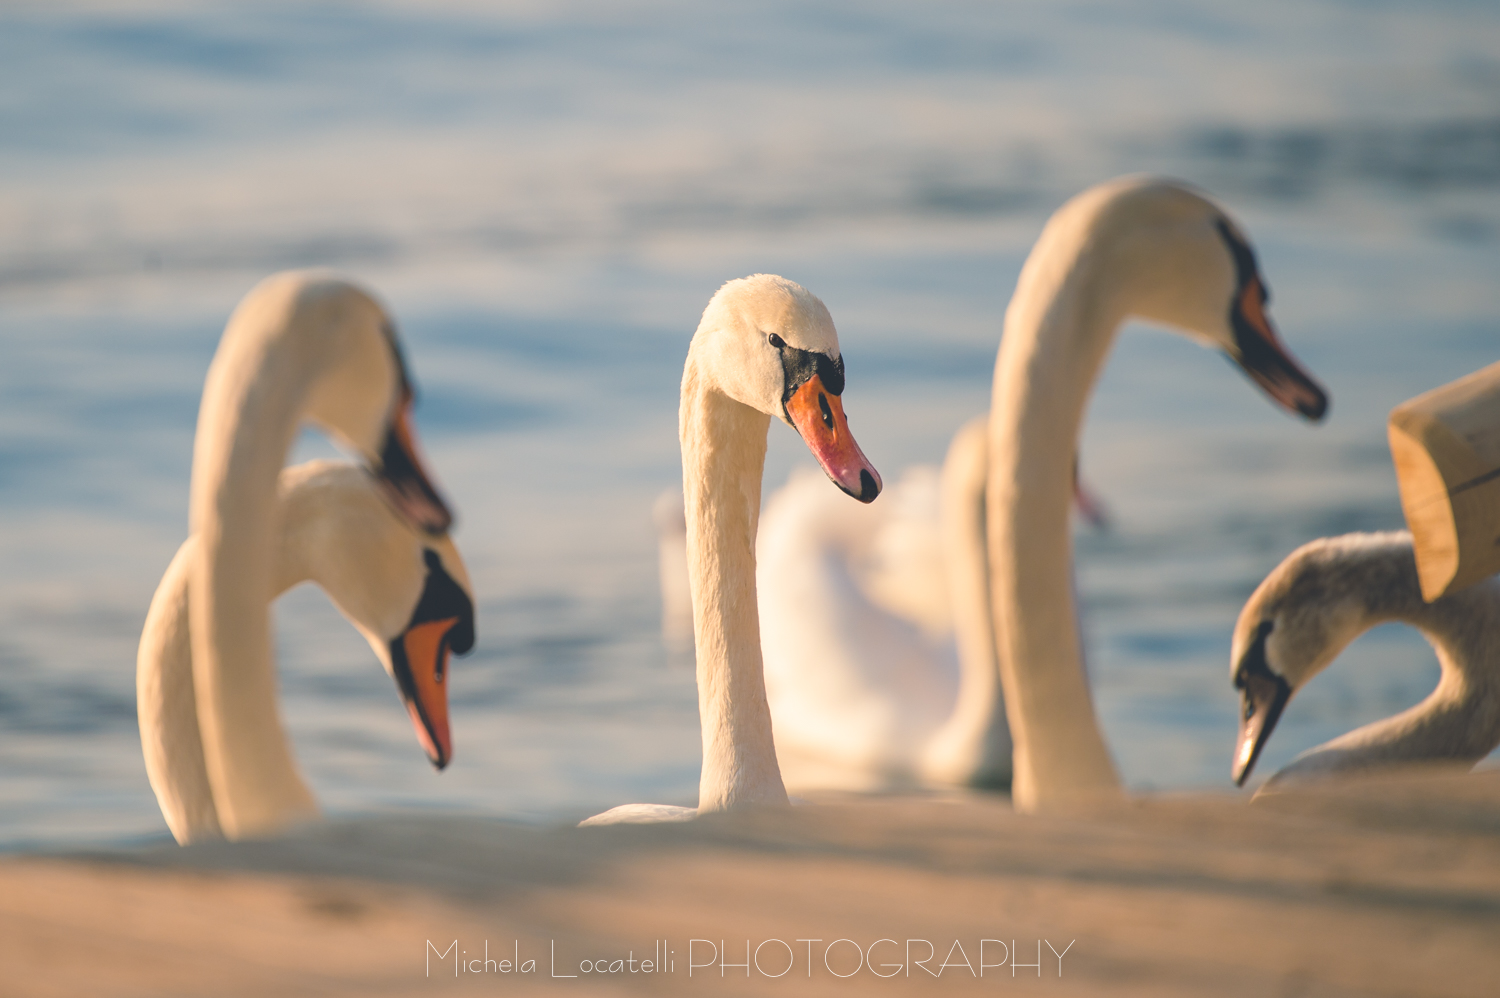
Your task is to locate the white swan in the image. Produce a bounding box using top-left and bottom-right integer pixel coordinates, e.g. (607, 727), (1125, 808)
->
(758, 415), (1012, 791)
(1231, 531), (1500, 789)
(583, 274), (883, 825)
(180, 270), (459, 839)
(987, 176), (1329, 812)
(139, 460), (475, 843)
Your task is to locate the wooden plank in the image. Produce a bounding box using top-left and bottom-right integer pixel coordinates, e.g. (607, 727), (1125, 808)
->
(1389, 359), (1500, 601)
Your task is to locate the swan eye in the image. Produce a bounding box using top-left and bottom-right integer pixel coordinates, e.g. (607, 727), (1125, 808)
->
(768, 333), (785, 349)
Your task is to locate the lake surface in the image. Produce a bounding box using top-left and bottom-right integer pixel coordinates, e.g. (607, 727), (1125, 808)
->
(2, 0), (1498, 846)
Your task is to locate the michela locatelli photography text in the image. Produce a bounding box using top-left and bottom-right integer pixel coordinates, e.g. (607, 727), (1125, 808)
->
(428, 938), (1074, 981)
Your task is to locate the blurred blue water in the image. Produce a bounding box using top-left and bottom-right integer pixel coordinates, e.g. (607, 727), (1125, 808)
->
(1, 0), (1497, 846)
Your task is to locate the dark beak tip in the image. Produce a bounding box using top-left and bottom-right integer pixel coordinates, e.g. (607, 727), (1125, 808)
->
(1303, 392), (1329, 423)
(858, 468), (880, 503)
(1272, 376), (1328, 424)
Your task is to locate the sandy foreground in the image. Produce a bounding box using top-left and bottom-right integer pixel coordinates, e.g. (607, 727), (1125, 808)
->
(3, 768), (1498, 997)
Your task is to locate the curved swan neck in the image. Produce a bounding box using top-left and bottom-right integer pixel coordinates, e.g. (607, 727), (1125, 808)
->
(138, 538), (223, 844)
(186, 282), (377, 838)
(138, 525), (324, 846)
(1277, 536), (1493, 690)
(988, 204), (1134, 811)
(1405, 582), (1500, 740)
(680, 358), (788, 812)
(922, 417), (1012, 787)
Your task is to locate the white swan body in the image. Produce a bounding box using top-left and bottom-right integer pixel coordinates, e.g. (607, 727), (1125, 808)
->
(1231, 531), (1500, 788)
(660, 424), (1096, 792)
(758, 416), (1012, 791)
(583, 274), (883, 826)
(180, 270), (459, 839)
(139, 461), (474, 843)
(987, 177), (1329, 812)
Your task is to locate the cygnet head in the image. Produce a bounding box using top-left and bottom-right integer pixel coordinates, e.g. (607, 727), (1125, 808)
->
(689, 274), (882, 502)
(1068, 177), (1328, 422)
(278, 460), (476, 771)
(232, 270), (455, 535)
(1228, 532), (1414, 785)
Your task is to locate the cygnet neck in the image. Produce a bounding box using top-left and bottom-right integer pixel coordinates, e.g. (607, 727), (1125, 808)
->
(1292, 544), (1500, 773)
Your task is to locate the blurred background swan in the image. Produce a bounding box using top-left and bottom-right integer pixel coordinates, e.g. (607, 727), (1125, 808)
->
(137, 272), (472, 842)
(757, 424), (1006, 794)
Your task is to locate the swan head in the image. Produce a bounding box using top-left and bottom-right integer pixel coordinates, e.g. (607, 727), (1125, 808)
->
(689, 274), (882, 502)
(251, 271), (455, 535)
(1080, 178), (1329, 422)
(1228, 532), (1413, 785)
(278, 461), (476, 771)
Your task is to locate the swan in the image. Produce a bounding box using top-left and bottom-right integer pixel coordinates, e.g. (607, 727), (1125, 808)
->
(987, 176), (1330, 812)
(139, 460), (475, 843)
(757, 415), (1013, 791)
(182, 270), (459, 838)
(583, 274), (883, 825)
(1230, 531), (1500, 789)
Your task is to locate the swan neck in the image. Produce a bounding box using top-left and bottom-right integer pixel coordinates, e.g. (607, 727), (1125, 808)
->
(1315, 542), (1490, 698)
(1362, 576), (1500, 762)
(988, 229), (1127, 811)
(139, 491), (327, 845)
(680, 361), (788, 811)
(1281, 630), (1500, 776)
(187, 313), (326, 838)
(922, 418), (1012, 787)
(137, 538), (224, 844)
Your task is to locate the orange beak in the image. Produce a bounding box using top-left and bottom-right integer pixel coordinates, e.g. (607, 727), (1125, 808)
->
(390, 617), (457, 769)
(785, 375), (882, 503)
(375, 394), (454, 536)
